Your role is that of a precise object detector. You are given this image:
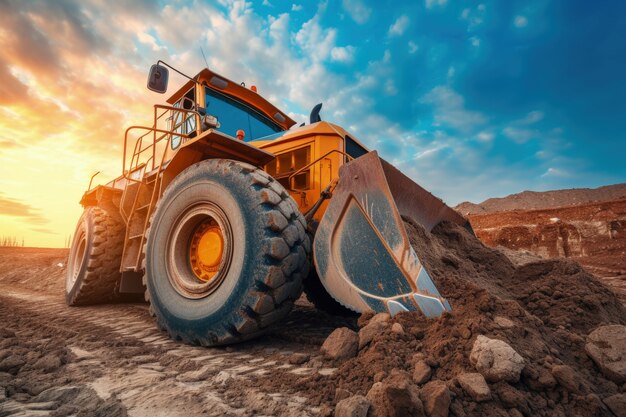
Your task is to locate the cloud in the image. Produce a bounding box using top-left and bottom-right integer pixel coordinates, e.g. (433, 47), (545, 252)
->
(291, 4), (302, 11)
(388, 15), (410, 37)
(520, 110), (544, 124)
(476, 131), (494, 142)
(425, 0), (447, 9)
(330, 46), (355, 63)
(342, 0), (371, 24)
(514, 15), (528, 28)
(408, 41), (419, 54)
(421, 86), (487, 132)
(541, 167), (569, 178)
(0, 193), (52, 230)
(469, 36), (480, 47)
(502, 126), (535, 143)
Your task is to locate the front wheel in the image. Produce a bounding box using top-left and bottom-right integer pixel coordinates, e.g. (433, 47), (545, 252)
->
(143, 159), (310, 346)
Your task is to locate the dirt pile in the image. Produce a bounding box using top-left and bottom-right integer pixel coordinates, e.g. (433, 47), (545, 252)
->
(303, 221), (626, 416)
(454, 186), (626, 304)
(455, 183), (626, 215)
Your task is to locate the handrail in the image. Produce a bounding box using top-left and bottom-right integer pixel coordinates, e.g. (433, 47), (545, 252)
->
(122, 105), (203, 181)
(287, 149), (353, 191)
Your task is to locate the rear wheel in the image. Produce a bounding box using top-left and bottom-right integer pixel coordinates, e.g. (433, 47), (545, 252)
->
(66, 207), (125, 306)
(143, 159), (309, 346)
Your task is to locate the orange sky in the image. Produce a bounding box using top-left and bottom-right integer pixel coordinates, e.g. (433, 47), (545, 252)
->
(0, 2), (178, 247)
(0, 1), (288, 248)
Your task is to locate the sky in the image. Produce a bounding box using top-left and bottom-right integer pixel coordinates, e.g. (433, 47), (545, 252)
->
(1, 0), (626, 247)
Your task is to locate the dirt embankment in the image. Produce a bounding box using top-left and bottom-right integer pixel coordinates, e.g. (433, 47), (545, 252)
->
(455, 185), (626, 303)
(261, 221), (626, 417)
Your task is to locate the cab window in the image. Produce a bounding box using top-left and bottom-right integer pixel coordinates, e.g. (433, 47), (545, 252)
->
(169, 88), (196, 149)
(205, 87), (281, 141)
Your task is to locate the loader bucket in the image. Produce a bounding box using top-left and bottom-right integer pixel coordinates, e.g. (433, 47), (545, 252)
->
(313, 151), (471, 318)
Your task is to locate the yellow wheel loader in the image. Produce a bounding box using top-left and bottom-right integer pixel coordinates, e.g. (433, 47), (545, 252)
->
(66, 62), (470, 346)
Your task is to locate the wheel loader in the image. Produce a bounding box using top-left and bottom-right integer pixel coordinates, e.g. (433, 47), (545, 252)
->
(66, 62), (470, 346)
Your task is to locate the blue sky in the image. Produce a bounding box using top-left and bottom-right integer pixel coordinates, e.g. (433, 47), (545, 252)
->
(2, 0), (626, 246)
(230, 0), (625, 204)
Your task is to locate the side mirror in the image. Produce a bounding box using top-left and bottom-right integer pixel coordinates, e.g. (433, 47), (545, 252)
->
(147, 64), (169, 93)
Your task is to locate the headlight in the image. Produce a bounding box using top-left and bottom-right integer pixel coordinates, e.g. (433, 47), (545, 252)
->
(203, 114), (220, 129)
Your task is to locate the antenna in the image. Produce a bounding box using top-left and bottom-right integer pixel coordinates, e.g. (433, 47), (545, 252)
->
(200, 47), (209, 69)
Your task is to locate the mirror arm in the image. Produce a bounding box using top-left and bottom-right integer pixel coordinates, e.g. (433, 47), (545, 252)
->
(157, 60), (201, 86)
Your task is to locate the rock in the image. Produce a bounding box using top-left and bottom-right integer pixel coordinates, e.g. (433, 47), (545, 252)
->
(359, 321), (387, 350)
(334, 395), (370, 417)
(457, 373), (491, 402)
(493, 316), (514, 329)
(366, 369), (423, 417)
(288, 353), (310, 365)
(585, 325), (626, 383)
(369, 313), (391, 325)
(391, 323), (404, 335)
(603, 393), (626, 417)
(469, 335), (525, 383)
(551, 365), (585, 394)
(0, 354), (25, 374)
(412, 360), (432, 385)
(335, 388), (353, 403)
(494, 384), (528, 413)
(321, 328), (359, 360)
(420, 380), (451, 417)
(212, 370), (233, 385)
(32, 354), (62, 373)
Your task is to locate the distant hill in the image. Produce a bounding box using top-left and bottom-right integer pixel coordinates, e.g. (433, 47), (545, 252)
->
(455, 183), (626, 215)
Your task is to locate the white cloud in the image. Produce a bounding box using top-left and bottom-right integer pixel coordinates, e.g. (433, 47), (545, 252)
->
(521, 110), (544, 124)
(330, 46), (355, 63)
(447, 66), (455, 79)
(476, 131), (494, 142)
(388, 15), (410, 37)
(503, 127), (535, 143)
(541, 167), (569, 178)
(291, 4), (302, 11)
(421, 86), (487, 132)
(425, 0), (447, 9)
(408, 41), (419, 54)
(514, 15), (528, 28)
(384, 79), (397, 95)
(469, 36), (480, 47)
(342, 0), (371, 24)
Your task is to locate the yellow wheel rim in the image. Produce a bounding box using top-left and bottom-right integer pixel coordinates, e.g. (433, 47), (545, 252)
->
(189, 220), (225, 282)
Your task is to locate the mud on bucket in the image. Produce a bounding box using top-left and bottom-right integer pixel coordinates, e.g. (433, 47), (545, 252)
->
(313, 151), (472, 317)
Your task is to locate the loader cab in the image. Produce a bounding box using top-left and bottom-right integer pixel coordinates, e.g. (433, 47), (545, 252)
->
(164, 68), (295, 146)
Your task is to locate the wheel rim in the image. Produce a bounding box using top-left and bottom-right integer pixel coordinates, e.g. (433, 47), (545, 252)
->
(67, 229), (87, 291)
(166, 202), (233, 299)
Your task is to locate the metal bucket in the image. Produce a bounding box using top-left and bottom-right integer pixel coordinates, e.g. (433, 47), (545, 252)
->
(313, 151), (471, 317)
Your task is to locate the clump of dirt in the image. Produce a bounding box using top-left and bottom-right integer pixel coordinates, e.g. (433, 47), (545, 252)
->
(0, 320), (127, 417)
(265, 220), (626, 416)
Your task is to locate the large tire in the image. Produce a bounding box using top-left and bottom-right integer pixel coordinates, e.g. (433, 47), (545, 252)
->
(66, 207), (125, 306)
(143, 159), (310, 346)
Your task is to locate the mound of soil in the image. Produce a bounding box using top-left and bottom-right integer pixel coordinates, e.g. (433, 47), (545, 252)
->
(265, 221), (626, 416)
(455, 183), (626, 215)
(0, 247), (67, 293)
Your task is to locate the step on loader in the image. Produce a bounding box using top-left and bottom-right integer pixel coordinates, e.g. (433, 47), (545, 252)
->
(66, 62), (470, 346)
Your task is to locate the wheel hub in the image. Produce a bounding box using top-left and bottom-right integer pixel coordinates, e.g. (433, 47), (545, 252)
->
(166, 203), (233, 299)
(189, 220), (224, 282)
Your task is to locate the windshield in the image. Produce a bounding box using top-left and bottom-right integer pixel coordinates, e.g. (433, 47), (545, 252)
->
(205, 87), (282, 141)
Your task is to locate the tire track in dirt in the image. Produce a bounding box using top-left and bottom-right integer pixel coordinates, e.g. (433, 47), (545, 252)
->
(0, 286), (354, 416)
